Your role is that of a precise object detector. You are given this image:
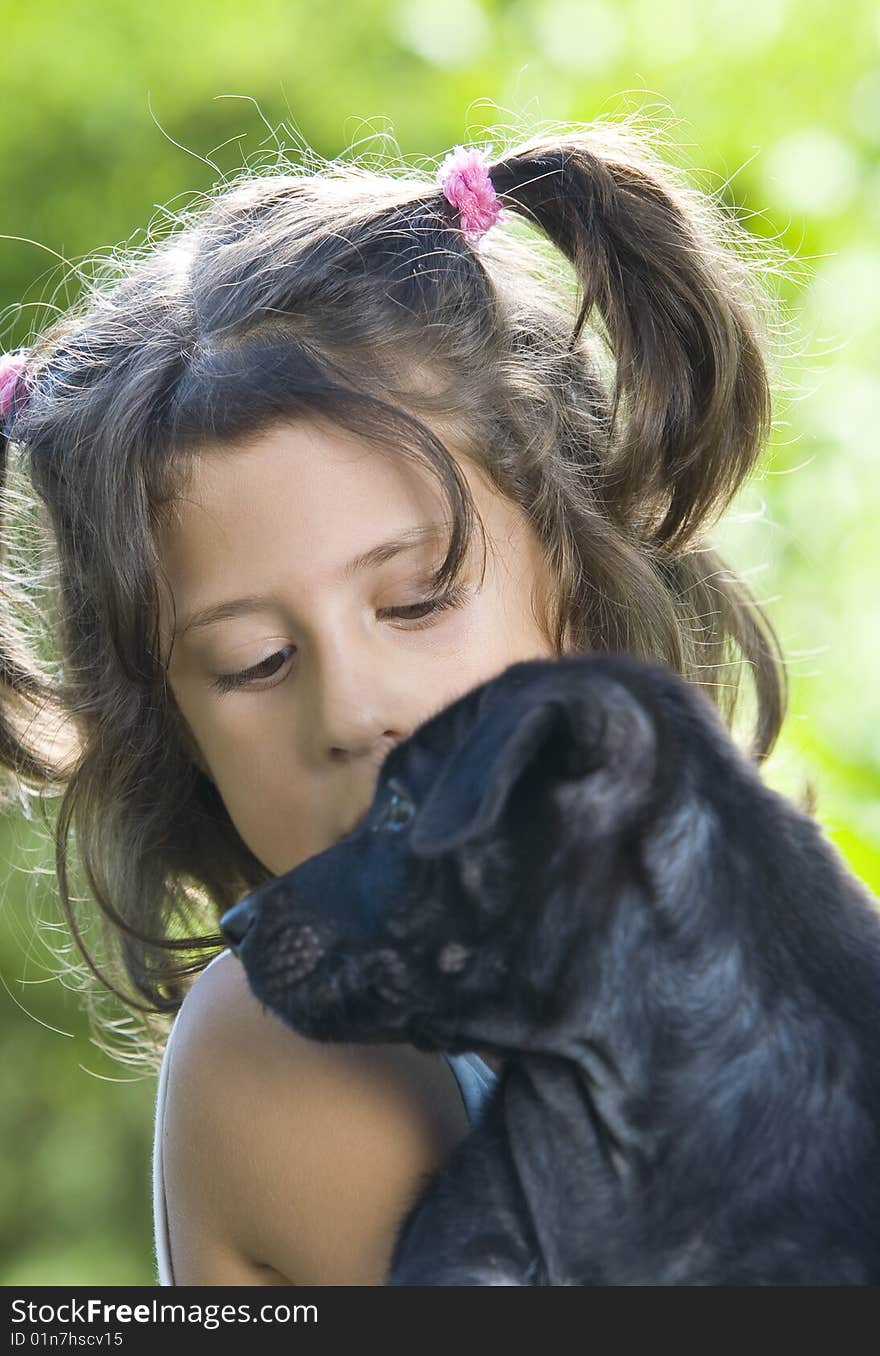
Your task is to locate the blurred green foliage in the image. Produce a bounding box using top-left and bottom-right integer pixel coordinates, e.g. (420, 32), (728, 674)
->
(1, 0), (878, 1287)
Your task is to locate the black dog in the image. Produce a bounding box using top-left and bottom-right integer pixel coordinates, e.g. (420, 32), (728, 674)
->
(220, 652), (880, 1285)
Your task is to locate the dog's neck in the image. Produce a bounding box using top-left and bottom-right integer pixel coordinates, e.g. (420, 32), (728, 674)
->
(497, 1052), (650, 1282)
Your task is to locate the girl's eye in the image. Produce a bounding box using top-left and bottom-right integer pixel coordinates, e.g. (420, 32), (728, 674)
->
(383, 582), (468, 631)
(210, 644), (295, 694)
(209, 583), (469, 694)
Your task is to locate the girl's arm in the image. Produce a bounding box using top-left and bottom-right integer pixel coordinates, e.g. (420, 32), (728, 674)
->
(160, 950), (470, 1285)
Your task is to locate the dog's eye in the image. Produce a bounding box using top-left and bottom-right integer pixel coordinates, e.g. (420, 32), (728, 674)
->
(380, 779), (415, 831)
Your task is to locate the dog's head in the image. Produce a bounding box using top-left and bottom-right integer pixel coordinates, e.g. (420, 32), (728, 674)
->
(219, 652), (733, 1053)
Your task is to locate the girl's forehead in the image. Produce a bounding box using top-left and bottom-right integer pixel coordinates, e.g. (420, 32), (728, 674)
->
(171, 416), (465, 498)
(156, 420), (483, 599)
(160, 417), (503, 558)
(154, 419), (553, 627)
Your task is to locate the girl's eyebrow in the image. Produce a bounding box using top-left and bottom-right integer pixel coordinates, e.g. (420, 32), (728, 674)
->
(173, 523), (444, 639)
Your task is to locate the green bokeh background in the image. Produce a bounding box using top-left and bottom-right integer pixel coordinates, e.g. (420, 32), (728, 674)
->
(1, 0), (878, 1286)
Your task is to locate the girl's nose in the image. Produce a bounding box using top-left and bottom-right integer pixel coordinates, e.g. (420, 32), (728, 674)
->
(308, 630), (407, 760)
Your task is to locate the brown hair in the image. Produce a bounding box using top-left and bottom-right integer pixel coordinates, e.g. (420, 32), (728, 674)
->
(0, 115), (804, 1074)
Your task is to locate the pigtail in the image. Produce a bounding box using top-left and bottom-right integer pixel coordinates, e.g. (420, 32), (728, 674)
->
(489, 131), (773, 554)
(0, 363), (80, 799)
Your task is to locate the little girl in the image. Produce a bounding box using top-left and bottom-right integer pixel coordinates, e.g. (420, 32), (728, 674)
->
(0, 117), (798, 1284)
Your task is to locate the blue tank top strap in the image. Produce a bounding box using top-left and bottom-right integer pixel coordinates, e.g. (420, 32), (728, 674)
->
(444, 1051), (498, 1126)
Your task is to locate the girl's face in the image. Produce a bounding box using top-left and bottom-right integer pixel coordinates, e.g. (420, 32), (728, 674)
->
(160, 419), (560, 876)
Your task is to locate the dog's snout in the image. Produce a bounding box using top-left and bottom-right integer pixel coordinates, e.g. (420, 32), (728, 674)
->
(220, 896), (258, 950)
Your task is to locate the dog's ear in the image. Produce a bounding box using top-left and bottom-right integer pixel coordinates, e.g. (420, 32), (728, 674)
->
(409, 699), (570, 857)
(408, 678), (657, 858)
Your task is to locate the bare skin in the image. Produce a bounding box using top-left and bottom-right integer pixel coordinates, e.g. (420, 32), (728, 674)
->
(157, 417), (561, 1284)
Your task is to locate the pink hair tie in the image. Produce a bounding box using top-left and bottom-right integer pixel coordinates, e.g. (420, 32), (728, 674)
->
(0, 349), (28, 422)
(437, 145), (506, 246)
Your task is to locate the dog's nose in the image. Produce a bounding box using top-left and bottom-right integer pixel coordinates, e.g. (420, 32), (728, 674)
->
(219, 895), (258, 950)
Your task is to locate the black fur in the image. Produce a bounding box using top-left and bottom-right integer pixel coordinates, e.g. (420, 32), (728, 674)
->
(220, 653), (880, 1285)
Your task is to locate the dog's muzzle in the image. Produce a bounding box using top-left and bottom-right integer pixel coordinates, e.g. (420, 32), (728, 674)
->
(220, 895), (328, 982)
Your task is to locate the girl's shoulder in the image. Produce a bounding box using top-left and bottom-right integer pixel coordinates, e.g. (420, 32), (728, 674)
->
(158, 947), (472, 1284)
